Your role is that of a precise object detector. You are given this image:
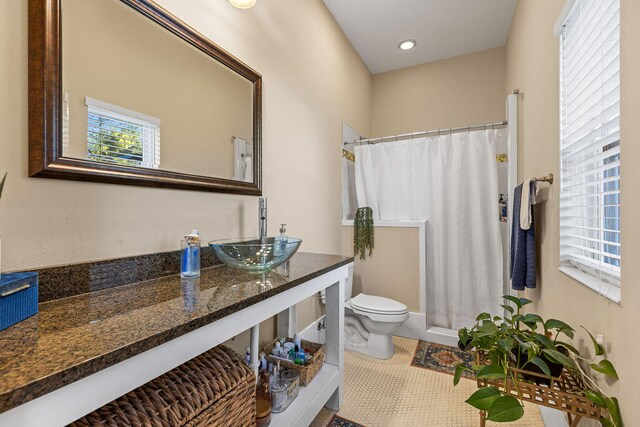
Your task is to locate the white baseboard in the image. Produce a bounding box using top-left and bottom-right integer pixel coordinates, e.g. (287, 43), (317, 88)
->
(394, 312), (459, 347)
(539, 407), (569, 427)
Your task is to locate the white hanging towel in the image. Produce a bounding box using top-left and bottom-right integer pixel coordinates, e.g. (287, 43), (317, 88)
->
(519, 178), (540, 230)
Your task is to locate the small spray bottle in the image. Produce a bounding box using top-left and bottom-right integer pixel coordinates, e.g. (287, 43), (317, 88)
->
(181, 230), (201, 278)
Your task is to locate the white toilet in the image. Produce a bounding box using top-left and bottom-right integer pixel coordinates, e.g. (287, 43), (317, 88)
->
(322, 267), (409, 359)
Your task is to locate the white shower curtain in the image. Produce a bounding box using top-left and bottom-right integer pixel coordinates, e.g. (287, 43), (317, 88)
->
(355, 129), (505, 330)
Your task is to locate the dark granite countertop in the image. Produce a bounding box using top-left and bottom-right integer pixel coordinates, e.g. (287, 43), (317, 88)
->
(0, 252), (352, 414)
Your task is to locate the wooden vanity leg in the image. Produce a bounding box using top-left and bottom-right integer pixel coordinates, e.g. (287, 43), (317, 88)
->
(324, 277), (345, 411)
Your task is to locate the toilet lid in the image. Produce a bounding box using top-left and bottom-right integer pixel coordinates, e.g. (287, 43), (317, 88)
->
(350, 294), (408, 314)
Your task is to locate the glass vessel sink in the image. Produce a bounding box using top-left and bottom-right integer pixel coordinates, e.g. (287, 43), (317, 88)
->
(209, 237), (302, 272)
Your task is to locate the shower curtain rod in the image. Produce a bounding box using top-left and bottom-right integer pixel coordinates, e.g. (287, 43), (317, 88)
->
(345, 120), (508, 146)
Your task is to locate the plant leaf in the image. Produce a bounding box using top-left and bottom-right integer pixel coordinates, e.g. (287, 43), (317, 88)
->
(556, 341), (580, 355)
(458, 328), (470, 344)
(465, 387), (501, 411)
(581, 326), (605, 356)
(477, 321), (498, 337)
(527, 356), (551, 376)
(584, 390), (607, 408)
(0, 172), (6, 201)
(486, 395), (525, 422)
(605, 397), (623, 427)
(590, 360), (619, 380)
(532, 333), (556, 350)
(544, 319), (575, 338)
(476, 364), (506, 380)
(502, 295), (532, 309)
(503, 295), (523, 308)
(497, 338), (513, 352)
(600, 417), (614, 427)
(453, 363), (465, 386)
(542, 349), (578, 371)
(523, 313), (544, 327)
(501, 304), (514, 314)
(476, 312), (492, 321)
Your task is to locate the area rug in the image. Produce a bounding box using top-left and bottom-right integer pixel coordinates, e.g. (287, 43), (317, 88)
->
(411, 341), (475, 380)
(327, 414), (366, 427)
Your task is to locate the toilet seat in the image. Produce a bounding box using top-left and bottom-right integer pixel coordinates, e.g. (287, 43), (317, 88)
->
(350, 294), (408, 315)
(346, 294), (409, 323)
(348, 306), (409, 323)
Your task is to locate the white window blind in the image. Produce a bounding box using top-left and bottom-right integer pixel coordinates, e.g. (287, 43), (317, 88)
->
(559, 0), (620, 299)
(85, 97), (161, 169)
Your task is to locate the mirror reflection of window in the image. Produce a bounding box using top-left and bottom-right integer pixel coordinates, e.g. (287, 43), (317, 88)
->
(85, 97), (161, 169)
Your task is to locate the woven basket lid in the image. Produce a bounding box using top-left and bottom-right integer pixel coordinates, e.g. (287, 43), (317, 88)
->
(256, 395), (271, 418)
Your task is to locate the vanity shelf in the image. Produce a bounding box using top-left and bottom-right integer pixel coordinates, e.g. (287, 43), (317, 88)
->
(0, 252), (352, 427)
(271, 363), (341, 427)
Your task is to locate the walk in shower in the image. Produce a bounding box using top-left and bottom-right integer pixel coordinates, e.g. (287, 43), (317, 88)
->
(341, 94), (518, 346)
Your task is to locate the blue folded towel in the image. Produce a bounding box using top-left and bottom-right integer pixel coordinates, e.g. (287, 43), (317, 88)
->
(510, 182), (536, 290)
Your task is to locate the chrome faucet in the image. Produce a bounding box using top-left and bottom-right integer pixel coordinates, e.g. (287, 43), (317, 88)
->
(259, 197), (267, 243)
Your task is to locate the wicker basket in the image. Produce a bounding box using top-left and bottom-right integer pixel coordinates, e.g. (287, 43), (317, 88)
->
(70, 345), (256, 427)
(263, 338), (325, 386)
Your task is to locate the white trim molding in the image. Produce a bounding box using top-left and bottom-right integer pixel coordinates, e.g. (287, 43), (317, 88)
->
(554, 0), (577, 35)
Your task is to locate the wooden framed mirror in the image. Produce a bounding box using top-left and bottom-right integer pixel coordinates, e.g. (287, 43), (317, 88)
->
(28, 0), (262, 195)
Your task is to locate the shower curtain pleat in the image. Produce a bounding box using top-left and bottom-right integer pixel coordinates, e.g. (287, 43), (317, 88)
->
(355, 129), (504, 330)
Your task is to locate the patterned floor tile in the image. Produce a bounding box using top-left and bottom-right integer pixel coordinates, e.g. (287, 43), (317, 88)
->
(310, 337), (543, 427)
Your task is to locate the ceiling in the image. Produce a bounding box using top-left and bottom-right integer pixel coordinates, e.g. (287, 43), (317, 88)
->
(322, 0), (517, 74)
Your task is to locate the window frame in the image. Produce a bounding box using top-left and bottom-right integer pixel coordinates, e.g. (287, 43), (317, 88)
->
(556, 0), (621, 304)
(85, 97), (161, 170)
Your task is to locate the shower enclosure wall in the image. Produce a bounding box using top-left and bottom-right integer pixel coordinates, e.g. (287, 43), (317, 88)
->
(341, 94), (518, 346)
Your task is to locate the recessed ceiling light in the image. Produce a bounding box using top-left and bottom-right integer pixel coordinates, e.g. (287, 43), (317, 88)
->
(229, 0), (256, 9)
(398, 39), (417, 51)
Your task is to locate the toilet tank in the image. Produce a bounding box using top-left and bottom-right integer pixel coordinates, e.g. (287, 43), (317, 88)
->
(320, 264), (353, 304)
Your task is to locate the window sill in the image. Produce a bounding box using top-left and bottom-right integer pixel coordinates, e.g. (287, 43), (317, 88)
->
(559, 266), (621, 304)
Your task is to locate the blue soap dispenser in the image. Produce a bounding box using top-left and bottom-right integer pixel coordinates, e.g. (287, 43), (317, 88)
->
(273, 224), (288, 257)
(181, 229), (201, 278)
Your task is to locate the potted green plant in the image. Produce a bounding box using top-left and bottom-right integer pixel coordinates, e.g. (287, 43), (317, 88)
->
(454, 295), (622, 426)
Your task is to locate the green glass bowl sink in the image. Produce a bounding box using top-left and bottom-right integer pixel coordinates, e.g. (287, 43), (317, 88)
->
(209, 237), (302, 272)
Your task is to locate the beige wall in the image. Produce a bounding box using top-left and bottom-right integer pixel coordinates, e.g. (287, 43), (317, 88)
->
(371, 46), (507, 137)
(63, 0), (253, 178)
(506, 0), (639, 423)
(0, 0), (371, 348)
(341, 226), (421, 313)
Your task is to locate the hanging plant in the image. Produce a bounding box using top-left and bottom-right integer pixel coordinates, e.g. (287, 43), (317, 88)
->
(353, 207), (374, 260)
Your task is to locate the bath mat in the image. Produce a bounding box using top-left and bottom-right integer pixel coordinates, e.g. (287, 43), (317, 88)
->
(411, 341), (475, 380)
(327, 414), (366, 427)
